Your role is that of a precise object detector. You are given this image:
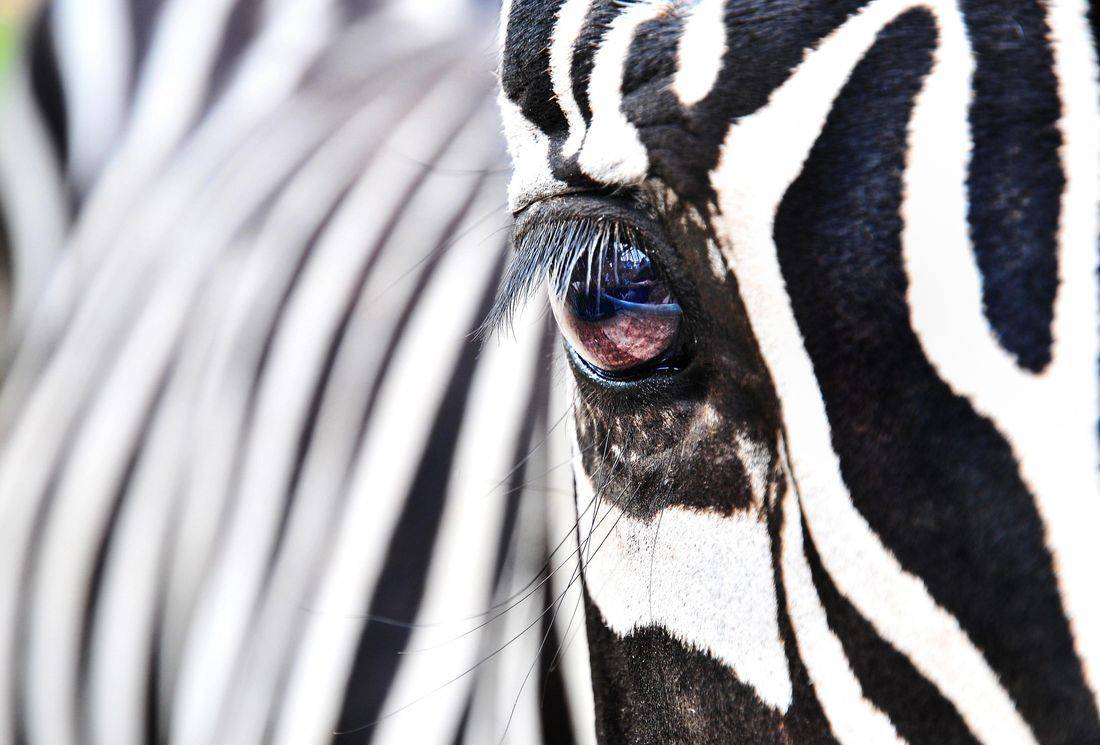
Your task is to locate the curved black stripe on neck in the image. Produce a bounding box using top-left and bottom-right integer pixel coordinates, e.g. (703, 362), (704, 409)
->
(961, 0), (1061, 372)
(774, 8), (1100, 742)
(538, 572), (578, 745)
(802, 518), (978, 745)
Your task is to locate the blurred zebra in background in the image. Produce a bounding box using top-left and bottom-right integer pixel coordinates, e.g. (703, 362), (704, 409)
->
(0, 1), (594, 743)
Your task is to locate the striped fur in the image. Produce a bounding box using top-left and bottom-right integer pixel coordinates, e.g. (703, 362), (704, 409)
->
(499, 1), (1100, 743)
(0, 2), (595, 744)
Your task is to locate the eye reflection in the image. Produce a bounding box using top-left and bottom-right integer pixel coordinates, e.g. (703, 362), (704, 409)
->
(549, 236), (682, 376)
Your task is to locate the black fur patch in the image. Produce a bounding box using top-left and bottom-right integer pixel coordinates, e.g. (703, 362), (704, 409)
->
(584, 598), (796, 745)
(961, 0), (1062, 372)
(774, 8), (1100, 742)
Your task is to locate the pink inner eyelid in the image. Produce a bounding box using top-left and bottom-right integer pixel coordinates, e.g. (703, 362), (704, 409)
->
(551, 299), (681, 373)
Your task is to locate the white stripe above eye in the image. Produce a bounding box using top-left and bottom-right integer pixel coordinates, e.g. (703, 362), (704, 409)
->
(578, 0), (672, 184)
(674, 0), (727, 106)
(551, 0), (594, 157)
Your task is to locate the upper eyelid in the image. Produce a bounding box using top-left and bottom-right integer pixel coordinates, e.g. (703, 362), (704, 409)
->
(482, 196), (690, 339)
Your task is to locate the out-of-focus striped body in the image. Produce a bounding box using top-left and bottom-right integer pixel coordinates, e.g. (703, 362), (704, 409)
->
(0, 2), (594, 743)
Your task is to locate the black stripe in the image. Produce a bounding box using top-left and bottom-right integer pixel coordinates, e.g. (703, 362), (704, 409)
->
(538, 568), (576, 745)
(569, 1), (620, 126)
(449, 694), (473, 745)
(502, 0), (569, 137)
(257, 65), (490, 579)
(77, 365), (174, 737)
(961, 0), (1062, 372)
(340, 0), (384, 19)
(128, 0), (165, 87)
(28, 6), (68, 172)
(491, 321), (555, 586)
(624, 0), (867, 211)
(1091, 0), (1100, 63)
(203, 0), (264, 110)
(621, 12), (701, 205)
(331, 248), (507, 742)
(802, 516), (978, 745)
(774, 9), (1100, 742)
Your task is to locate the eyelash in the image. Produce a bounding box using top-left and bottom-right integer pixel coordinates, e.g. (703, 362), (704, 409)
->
(482, 217), (661, 338)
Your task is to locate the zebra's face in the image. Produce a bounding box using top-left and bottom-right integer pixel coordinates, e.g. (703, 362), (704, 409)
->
(515, 185), (797, 742)
(498, 0), (1100, 744)
(498, 4), (802, 740)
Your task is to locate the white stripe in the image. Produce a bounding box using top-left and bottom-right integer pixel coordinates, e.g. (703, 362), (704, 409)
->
(272, 172), (504, 745)
(0, 61), (68, 335)
(370, 305), (544, 744)
(169, 70), (494, 745)
(167, 74), (456, 745)
(547, 350), (598, 745)
(54, 0), (132, 189)
(1042, 0), (1100, 705)
(710, 2), (1039, 742)
(780, 478), (905, 745)
(577, 0), (671, 184)
(501, 95), (568, 211)
(901, 0), (1100, 708)
(22, 106), (327, 745)
(574, 462), (793, 713)
(673, 0), (727, 106)
(550, 0), (594, 157)
(500, 0), (565, 211)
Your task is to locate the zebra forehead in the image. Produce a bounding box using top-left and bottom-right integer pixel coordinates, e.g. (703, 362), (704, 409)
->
(498, 0), (877, 212)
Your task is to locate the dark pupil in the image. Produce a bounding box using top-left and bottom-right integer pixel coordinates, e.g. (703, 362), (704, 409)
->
(567, 242), (671, 322)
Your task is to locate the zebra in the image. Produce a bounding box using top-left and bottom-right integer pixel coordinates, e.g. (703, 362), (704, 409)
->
(493, 0), (1100, 743)
(0, 1), (594, 744)
(4, 0), (1099, 744)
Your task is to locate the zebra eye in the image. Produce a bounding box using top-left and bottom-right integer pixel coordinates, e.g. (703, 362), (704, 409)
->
(549, 238), (683, 377)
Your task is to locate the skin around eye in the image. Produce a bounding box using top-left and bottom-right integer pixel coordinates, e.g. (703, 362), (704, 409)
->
(548, 240), (682, 375)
